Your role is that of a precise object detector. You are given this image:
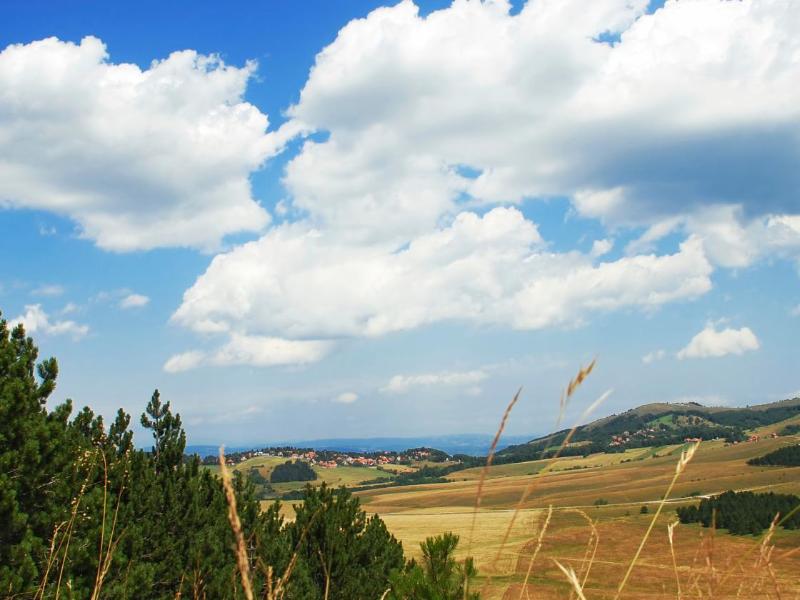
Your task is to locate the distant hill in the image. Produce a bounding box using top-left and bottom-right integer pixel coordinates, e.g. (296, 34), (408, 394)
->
(496, 397), (800, 464)
(187, 434), (533, 459)
(276, 434), (532, 456)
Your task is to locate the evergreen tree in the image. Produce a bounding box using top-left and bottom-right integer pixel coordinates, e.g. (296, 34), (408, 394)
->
(388, 532), (479, 600)
(286, 484), (404, 599)
(1, 309), (477, 599)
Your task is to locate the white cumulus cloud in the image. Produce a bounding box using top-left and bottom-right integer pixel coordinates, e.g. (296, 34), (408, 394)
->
(381, 369), (489, 394)
(334, 392), (359, 404)
(10, 304), (89, 340)
(283, 0), (800, 241)
(119, 293), (150, 309)
(171, 209), (712, 361)
(163, 334), (332, 373)
(0, 36), (281, 251)
(168, 0), (798, 368)
(31, 284), (65, 297)
(677, 324), (760, 359)
(642, 349), (666, 364)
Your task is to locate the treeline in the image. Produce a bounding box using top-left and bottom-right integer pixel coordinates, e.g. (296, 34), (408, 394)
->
(271, 459), (318, 482)
(0, 312), (479, 599)
(779, 423), (800, 436)
(677, 490), (800, 535)
(748, 444), (800, 467)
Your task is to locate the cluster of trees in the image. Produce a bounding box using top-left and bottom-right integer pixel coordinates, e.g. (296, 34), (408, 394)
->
(779, 423), (800, 436)
(748, 444), (800, 467)
(676, 490), (800, 535)
(270, 460), (318, 483)
(0, 312), (480, 599)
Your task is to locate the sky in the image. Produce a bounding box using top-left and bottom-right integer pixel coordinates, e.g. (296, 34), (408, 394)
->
(1, 0), (799, 446)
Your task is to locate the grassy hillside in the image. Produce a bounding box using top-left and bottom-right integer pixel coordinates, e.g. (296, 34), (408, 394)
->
(359, 433), (800, 598)
(496, 397), (800, 463)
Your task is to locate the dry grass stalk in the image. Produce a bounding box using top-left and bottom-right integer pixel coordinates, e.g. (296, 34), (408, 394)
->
(613, 441), (699, 600)
(553, 560), (587, 600)
(466, 388), (522, 556)
(260, 503), (324, 600)
(558, 359), (596, 427)
(54, 449), (97, 600)
(756, 513), (783, 600)
(667, 520), (682, 600)
(465, 387), (521, 599)
(517, 505), (553, 600)
(567, 509), (599, 593)
(492, 388), (611, 574)
(219, 447), (254, 600)
(90, 445), (128, 600)
(34, 521), (67, 600)
(717, 500), (800, 592)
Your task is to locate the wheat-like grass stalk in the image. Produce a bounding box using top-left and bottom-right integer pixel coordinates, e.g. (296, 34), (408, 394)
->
(566, 508), (599, 594)
(716, 500), (800, 591)
(613, 441), (699, 599)
(55, 449), (97, 600)
(517, 505), (553, 600)
(464, 387), (521, 600)
(219, 447), (254, 600)
(491, 388), (611, 574)
(34, 521), (67, 600)
(553, 560), (587, 600)
(667, 520), (682, 600)
(558, 359), (596, 427)
(756, 513), (783, 600)
(466, 388), (522, 555)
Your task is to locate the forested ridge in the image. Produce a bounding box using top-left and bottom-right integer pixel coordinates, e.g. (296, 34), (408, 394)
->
(497, 400), (800, 463)
(677, 490), (800, 535)
(748, 444), (800, 467)
(0, 311), (478, 599)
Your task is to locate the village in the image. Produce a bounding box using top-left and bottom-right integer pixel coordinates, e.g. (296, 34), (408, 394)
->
(204, 445), (448, 469)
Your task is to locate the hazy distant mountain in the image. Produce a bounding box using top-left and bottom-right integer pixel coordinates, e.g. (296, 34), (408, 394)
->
(186, 433), (533, 459)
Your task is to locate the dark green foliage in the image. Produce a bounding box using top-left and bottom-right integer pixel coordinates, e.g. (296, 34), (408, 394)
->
(779, 423), (800, 436)
(594, 498), (609, 506)
(405, 447), (451, 462)
(677, 490), (800, 535)
(640, 505), (649, 514)
(270, 459), (317, 483)
(748, 444), (800, 466)
(388, 533), (479, 600)
(285, 484), (405, 599)
(1, 311), (463, 599)
(249, 467), (269, 485)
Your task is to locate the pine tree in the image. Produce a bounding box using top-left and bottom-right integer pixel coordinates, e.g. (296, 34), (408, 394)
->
(141, 389), (186, 473)
(388, 532), (479, 600)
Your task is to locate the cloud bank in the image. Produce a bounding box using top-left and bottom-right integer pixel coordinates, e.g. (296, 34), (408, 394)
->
(169, 0), (800, 369)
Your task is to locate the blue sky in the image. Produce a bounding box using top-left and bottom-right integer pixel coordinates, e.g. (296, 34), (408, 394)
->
(1, 0), (798, 446)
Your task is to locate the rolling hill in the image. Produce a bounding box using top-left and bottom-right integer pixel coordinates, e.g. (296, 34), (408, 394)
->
(496, 396), (800, 463)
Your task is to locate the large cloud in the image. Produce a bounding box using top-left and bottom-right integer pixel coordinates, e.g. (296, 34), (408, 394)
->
(0, 36), (280, 251)
(169, 0), (799, 368)
(283, 0), (800, 250)
(168, 207), (712, 368)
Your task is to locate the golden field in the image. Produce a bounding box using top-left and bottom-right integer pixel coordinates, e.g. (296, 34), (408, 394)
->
(356, 434), (800, 599)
